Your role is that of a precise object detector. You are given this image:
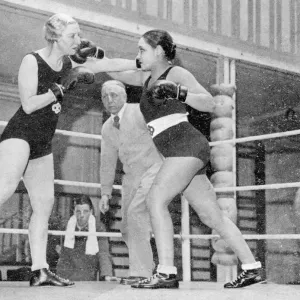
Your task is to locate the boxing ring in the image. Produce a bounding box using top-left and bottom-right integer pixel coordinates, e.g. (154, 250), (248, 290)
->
(1, 280), (300, 300)
(2, 92), (300, 299)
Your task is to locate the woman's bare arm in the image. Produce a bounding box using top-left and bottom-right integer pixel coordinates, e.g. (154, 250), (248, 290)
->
(168, 66), (215, 113)
(18, 54), (56, 114)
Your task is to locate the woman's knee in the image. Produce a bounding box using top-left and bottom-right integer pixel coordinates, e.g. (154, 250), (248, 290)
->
(147, 183), (171, 208)
(199, 211), (226, 230)
(0, 160), (26, 202)
(147, 198), (169, 218)
(30, 195), (54, 216)
(0, 179), (19, 205)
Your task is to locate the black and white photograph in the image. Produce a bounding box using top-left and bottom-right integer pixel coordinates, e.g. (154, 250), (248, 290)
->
(0, 1), (300, 299)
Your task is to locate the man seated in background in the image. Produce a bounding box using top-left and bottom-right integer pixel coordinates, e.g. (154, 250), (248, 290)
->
(55, 195), (117, 281)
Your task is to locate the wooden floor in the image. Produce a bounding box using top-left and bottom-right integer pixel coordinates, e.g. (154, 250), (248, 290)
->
(1, 281), (300, 300)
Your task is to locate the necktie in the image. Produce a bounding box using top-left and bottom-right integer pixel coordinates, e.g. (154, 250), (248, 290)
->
(113, 115), (120, 129)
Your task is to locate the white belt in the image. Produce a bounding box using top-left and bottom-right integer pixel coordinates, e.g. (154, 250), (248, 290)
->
(147, 113), (188, 138)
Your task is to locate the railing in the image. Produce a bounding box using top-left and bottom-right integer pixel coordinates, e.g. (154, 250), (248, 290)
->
(73, 0), (299, 56)
(2, 0), (299, 72)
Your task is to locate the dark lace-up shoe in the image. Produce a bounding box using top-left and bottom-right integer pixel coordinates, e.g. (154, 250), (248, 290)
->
(131, 272), (179, 289)
(224, 268), (266, 288)
(30, 268), (74, 287)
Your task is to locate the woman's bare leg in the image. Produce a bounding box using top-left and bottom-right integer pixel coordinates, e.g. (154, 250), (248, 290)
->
(23, 153), (55, 271)
(0, 139), (30, 205)
(183, 174), (255, 264)
(146, 157), (203, 267)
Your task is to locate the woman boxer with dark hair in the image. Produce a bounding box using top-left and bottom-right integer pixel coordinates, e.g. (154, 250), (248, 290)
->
(110, 29), (264, 289)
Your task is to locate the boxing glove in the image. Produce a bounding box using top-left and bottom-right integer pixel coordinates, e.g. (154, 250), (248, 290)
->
(70, 38), (105, 64)
(49, 83), (64, 102)
(49, 67), (95, 101)
(148, 80), (188, 105)
(59, 66), (95, 90)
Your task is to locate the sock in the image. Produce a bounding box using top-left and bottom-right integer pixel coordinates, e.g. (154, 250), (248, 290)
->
(241, 261), (261, 270)
(31, 263), (49, 272)
(157, 264), (177, 275)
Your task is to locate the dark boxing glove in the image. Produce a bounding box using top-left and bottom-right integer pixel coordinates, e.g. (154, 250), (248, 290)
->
(49, 67), (95, 101)
(148, 80), (188, 105)
(60, 66), (95, 90)
(70, 39), (105, 64)
(49, 83), (64, 102)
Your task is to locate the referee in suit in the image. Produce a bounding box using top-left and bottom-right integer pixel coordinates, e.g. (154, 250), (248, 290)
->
(99, 80), (163, 285)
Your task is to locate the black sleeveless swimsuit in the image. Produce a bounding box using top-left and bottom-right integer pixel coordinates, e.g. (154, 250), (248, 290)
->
(139, 67), (210, 172)
(0, 52), (72, 159)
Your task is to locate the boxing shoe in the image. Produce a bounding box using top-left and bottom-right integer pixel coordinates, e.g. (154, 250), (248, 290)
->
(131, 272), (179, 289)
(224, 267), (266, 288)
(120, 276), (147, 285)
(30, 268), (74, 287)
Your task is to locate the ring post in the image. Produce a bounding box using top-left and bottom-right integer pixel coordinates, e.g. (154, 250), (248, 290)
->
(210, 56), (238, 283)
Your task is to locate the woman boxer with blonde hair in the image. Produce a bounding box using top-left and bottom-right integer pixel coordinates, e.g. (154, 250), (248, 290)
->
(0, 13), (136, 287)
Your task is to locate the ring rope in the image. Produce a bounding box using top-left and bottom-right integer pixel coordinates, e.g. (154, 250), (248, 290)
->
(53, 178), (300, 193)
(214, 181), (300, 192)
(54, 179), (122, 191)
(1, 121), (300, 145)
(0, 228), (122, 238)
(0, 227), (299, 240)
(0, 121), (102, 140)
(209, 128), (300, 146)
(1, 122), (300, 239)
(53, 128), (102, 140)
(1, 118), (299, 192)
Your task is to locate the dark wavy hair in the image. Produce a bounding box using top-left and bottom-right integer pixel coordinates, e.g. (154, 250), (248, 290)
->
(142, 29), (177, 61)
(73, 194), (94, 211)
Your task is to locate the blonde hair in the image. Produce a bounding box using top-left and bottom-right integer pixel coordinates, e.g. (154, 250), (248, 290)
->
(43, 13), (77, 43)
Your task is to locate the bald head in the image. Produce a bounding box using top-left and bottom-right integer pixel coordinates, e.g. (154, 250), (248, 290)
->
(101, 80), (127, 115)
(102, 80), (125, 90)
